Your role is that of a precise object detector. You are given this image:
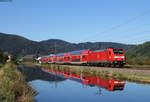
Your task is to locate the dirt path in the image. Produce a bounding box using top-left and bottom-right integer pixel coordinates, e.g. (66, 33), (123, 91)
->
(63, 65), (150, 76)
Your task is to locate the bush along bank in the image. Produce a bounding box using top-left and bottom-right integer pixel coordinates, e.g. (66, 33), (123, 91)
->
(41, 64), (150, 84)
(0, 63), (36, 102)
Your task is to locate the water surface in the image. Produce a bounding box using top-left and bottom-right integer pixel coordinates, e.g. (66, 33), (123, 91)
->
(18, 65), (150, 102)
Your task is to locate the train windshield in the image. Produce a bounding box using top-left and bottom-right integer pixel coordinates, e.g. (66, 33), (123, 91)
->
(113, 49), (123, 54)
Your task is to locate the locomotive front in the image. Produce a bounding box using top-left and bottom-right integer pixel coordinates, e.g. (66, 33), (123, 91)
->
(108, 48), (126, 67)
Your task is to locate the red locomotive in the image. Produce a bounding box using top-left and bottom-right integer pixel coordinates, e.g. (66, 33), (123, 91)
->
(39, 48), (126, 67)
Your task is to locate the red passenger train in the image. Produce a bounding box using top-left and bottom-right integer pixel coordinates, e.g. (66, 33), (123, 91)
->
(39, 48), (126, 67)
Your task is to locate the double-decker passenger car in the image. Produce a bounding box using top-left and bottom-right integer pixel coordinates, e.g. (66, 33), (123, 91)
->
(39, 48), (126, 67)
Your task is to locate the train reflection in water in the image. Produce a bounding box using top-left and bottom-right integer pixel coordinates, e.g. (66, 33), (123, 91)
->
(43, 68), (126, 91)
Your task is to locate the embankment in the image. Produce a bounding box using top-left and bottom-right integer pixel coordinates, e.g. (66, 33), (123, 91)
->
(41, 64), (150, 84)
(0, 63), (36, 102)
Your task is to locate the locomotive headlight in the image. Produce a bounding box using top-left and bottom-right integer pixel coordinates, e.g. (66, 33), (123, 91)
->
(114, 56), (125, 58)
(114, 56), (118, 58)
(114, 81), (119, 83)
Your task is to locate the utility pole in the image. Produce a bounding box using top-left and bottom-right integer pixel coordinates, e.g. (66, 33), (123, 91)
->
(54, 41), (57, 54)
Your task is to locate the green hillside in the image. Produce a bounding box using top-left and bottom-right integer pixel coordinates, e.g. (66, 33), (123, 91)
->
(126, 41), (150, 65)
(0, 33), (47, 56)
(40, 39), (133, 54)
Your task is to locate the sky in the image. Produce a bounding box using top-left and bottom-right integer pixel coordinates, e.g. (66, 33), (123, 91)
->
(0, 0), (150, 44)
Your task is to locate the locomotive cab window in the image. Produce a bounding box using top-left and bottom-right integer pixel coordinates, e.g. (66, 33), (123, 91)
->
(113, 49), (123, 54)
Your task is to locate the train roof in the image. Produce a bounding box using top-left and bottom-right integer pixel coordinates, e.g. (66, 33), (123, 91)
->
(56, 53), (65, 57)
(55, 49), (90, 56)
(43, 48), (124, 58)
(92, 49), (106, 52)
(92, 48), (124, 52)
(47, 54), (55, 57)
(69, 49), (89, 55)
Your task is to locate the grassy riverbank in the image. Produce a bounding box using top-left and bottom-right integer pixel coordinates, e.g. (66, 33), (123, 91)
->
(0, 63), (36, 102)
(41, 64), (150, 84)
(41, 64), (125, 80)
(125, 64), (150, 69)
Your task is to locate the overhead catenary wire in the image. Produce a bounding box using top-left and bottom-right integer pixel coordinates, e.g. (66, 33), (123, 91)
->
(82, 9), (150, 43)
(106, 30), (150, 44)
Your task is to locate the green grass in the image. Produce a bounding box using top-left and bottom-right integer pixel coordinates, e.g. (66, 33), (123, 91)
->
(0, 63), (36, 102)
(125, 64), (150, 68)
(0, 64), (3, 68)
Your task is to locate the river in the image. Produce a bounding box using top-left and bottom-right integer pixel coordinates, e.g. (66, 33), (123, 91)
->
(18, 65), (150, 102)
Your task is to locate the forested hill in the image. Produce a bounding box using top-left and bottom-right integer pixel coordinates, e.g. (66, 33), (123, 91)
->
(126, 41), (150, 65)
(40, 39), (133, 54)
(0, 33), (47, 56)
(0, 32), (133, 56)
